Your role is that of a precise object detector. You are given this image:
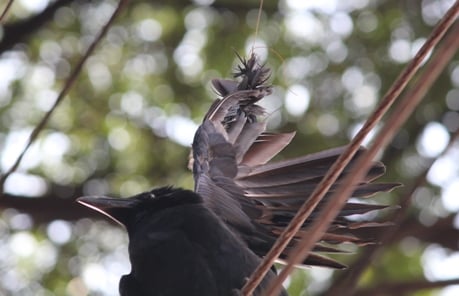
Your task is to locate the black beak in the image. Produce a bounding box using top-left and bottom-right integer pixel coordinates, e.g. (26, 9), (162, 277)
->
(77, 196), (136, 227)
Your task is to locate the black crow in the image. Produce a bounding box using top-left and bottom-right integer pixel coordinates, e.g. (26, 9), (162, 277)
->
(78, 187), (287, 296)
(78, 53), (399, 295)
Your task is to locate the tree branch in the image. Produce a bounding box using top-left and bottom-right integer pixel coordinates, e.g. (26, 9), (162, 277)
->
(0, 0), (14, 23)
(0, 191), (103, 223)
(0, 0), (76, 53)
(242, 1), (459, 295)
(0, 0), (129, 193)
(324, 23), (459, 296)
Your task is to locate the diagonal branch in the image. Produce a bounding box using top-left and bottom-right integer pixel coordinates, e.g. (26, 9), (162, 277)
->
(241, 1), (459, 295)
(264, 3), (459, 295)
(0, 0), (14, 23)
(325, 126), (459, 294)
(0, 0), (130, 194)
(324, 21), (459, 296)
(325, 21), (459, 296)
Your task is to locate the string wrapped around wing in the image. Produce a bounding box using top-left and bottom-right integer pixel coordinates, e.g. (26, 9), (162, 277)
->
(191, 53), (400, 268)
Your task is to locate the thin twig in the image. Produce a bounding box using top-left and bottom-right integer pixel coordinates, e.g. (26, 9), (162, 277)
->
(251, 0), (264, 54)
(0, 0), (129, 194)
(328, 131), (459, 296)
(264, 3), (459, 295)
(325, 22), (459, 296)
(0, 0), (14, 23)
(241, 1), (459, 295)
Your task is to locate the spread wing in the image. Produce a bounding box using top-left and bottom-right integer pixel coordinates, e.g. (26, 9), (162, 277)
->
(191, 54), (400, 268)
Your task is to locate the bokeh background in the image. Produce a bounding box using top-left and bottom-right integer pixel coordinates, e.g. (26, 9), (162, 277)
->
(0, 0), (458, 295)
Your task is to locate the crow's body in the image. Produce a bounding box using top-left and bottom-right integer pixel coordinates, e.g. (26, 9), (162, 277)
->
(79, 188), (286, 296)
(78, 54), (400, 295)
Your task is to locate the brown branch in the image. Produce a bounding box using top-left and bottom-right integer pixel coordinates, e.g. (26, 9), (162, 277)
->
(393, 214), (459, 249)
(327, 20), (459, 294)
(0, 192), (104, 223)
(0, 180), (126, 224)
(326, 125), (459, 296)
(0, 0), (129, 194)
(0, 0), (14, 23)
(244, 2), (459, 295)
(355, 278), (459, 296)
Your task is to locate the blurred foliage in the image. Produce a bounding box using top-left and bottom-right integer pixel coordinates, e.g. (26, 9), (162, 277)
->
(0, 0), (458, 295)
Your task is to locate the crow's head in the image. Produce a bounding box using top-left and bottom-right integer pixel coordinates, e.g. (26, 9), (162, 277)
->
(77, 187), (202, 228)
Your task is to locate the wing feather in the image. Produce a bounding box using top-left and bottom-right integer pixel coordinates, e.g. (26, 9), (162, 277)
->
(191, 53), (401, 268)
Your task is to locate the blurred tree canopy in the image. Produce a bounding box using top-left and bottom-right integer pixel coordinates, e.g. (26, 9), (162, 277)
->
(0, 0), (458, 295)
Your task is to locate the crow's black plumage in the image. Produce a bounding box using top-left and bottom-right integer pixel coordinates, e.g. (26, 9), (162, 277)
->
(78, 187), (287, 296)
(78, 53), (400, 295)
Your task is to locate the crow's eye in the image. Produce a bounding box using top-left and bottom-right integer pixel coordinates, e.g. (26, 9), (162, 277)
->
(149, 193), (156, 199)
